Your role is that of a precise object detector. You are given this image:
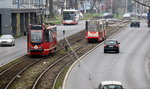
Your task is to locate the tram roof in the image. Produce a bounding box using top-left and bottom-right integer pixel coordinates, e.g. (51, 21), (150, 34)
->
(29, 24), (56, 30)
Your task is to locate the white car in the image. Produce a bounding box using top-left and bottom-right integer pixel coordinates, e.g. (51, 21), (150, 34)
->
(98, 81), (125, 89)
(0, 35), (15, 46)
(123, 13), (131, 18)
(141, 13), (147, 18)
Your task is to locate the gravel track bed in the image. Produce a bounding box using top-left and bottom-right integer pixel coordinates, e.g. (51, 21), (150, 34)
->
(0, 56), (42, 89)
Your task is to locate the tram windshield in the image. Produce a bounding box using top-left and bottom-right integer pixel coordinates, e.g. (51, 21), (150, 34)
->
(102, 84), (122, 89)
(30, 30), (42, 43)
(63, 12), (75, 20)
(87, 22), (99, 31)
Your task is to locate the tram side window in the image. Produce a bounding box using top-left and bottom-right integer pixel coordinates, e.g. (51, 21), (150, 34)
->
(49, 30), (53, 42)
(45, 30), (49, 42)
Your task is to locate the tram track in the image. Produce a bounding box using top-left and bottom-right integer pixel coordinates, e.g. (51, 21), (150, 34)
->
(0, 57), (43, 89)
(0, 30), (85, 89)
(32, 35), (98, 89)
(0, 21), (127, 89)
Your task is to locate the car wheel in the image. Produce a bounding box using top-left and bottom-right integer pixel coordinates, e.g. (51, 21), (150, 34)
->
(116, 50), (119, 53)
(13, 41), (15, 46)
(104, 50), (107, 53)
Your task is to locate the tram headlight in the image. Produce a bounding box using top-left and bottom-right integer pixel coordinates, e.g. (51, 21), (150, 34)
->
(94, 32), (99, 37)
(30, 46), (34, 49)
(39, 46), (43, 49)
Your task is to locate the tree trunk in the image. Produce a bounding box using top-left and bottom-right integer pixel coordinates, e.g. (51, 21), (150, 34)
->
(69, 0), (74, 9)
(90, 0), (96, 13)
(49, 0), (54, 18)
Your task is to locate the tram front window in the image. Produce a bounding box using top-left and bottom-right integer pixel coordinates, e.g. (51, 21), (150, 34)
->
(30, 30), (42, 43)
(88, 23), (98, 31)
(103, 85), (122, 89)
(63, 12), (75, 20)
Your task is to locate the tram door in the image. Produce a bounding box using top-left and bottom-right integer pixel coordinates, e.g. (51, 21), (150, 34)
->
(0, 14), (1, 35)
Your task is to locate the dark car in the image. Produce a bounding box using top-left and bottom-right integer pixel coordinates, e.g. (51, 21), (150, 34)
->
(130, 20), (140, 27)
(104, 39), (120, 53)
(102, 13), (113, 19)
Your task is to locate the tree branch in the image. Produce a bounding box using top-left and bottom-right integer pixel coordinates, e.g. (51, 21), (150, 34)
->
(133, 0), (150, 8)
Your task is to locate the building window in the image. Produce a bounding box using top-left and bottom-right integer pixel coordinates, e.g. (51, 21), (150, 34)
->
(12, 0), (17, 4)
(30, 0), (34, 4)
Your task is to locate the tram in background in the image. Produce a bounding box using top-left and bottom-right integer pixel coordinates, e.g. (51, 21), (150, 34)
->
(62, 9), (80, 25)
(27, 24), (57, 56)
(85, 18), (107, 43)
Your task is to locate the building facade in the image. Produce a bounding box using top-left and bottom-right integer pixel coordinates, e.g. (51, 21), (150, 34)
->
(0, 0), (43, 36)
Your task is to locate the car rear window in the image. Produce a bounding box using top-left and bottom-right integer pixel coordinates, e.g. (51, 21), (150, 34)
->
(105, 40), (116, 44)
(103, 84), (122, 89)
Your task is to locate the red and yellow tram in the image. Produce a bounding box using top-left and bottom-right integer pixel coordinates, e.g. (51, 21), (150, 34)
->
(27, 24), (57, 56)
(85, 19), (106, 43)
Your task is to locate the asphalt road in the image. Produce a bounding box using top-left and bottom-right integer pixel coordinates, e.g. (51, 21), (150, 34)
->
(64, 20), (150, 89)
(0, 20), (85, 67)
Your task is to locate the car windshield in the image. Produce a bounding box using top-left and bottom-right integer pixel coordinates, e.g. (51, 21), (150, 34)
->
(105, 40), (117, 45)
(0, 35), (13, 39)
(30, 30), (42, 43)
(63, 12), (75, 20)
(103, 84), (122, 89)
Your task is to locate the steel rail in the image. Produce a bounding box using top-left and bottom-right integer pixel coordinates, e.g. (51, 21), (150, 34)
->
(32, 41), (89, 89)
(52, 62), (72, 89)
(0, 56), (29, 76)
(4, 58), (42, 89)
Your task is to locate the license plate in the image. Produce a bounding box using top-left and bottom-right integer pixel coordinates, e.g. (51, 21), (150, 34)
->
(109, 46), (114, 47)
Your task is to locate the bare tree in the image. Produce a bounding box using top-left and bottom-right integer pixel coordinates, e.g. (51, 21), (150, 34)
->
(112, 0), (119, 14)
(133, 0), (150, 7)
(91, 0), (102, 13)
(49, 0), (54, 18)
(69, 0), (74, 9)
(133, 0), (150, 12)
